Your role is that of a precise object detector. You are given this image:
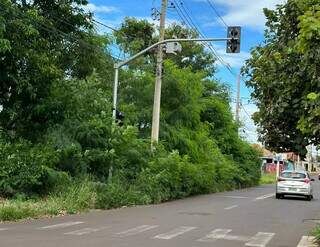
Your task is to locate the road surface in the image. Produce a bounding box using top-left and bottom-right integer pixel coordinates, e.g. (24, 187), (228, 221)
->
(1, 181), (320, 247)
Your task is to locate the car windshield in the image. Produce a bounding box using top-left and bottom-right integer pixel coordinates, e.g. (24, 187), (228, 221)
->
(281, 172), (306, 179)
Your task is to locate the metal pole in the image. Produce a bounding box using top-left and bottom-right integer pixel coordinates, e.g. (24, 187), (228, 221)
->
(235, 74), (241, 122)
(151, 0), (167, 147)
(112, 67), (119, 121)
(109, 67), (119, 182)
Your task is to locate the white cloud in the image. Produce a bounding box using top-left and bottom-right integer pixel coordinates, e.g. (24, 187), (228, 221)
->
(83, 3), (118, 14)
(198, 0), (286, 30)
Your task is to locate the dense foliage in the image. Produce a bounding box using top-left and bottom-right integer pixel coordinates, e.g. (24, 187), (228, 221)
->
(242, 0), (320, 155)
(0, 0), (260, 212)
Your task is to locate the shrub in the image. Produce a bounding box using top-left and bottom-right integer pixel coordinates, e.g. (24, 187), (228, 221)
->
(46, 177), (96, 214)
(0, 140), (58, 197)
(95, 180), (151, 209)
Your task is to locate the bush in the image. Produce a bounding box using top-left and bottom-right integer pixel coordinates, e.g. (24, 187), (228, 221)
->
(0, 140), (58, 197)
(95, 180), (151, 209)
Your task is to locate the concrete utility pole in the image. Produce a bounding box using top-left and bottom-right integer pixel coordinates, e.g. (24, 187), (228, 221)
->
(151, 0), (167, 146)
(235, 74), (241, 122)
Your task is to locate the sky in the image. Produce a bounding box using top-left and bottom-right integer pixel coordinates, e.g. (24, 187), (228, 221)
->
(85, 0), (286, 143)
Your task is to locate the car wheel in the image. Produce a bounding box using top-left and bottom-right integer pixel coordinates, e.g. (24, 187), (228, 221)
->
(276, 193), (281, 199)
(306, 195), (312, 201)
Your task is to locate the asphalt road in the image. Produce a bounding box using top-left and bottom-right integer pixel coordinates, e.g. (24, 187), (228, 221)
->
(1, 180), (320, 247)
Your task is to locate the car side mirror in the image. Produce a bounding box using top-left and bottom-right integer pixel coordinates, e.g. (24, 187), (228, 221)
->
(311, 178), (315, 181)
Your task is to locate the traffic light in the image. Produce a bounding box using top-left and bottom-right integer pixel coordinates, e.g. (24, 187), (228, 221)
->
(113, 108), (125, 126)
(226, 26), (241, 53)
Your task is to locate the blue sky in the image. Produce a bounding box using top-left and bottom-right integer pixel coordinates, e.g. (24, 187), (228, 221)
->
(84, 0), (286, 143)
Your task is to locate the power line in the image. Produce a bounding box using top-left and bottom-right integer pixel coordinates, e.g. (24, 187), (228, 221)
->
(240, 102), (252, 120)
(92, 19), (118, 32)
(206, 0), (228, 27)
(4, 4), (121, 61)
(177, 0), (229, 66)
(177, 0), (238, 78)
(38, 9), (122, 52)
(172, 1), (220, 64)
(40, 6), (143, 49)
(172, 1), (238, 94)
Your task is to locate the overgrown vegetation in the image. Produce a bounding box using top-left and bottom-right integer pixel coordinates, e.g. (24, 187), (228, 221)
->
(259, 173), (276, 185)
(313, 225), (320, 245)
(242, 0), (320, 155)
(0, 0), (261, 221)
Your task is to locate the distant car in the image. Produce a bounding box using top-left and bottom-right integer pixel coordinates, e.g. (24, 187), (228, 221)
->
(276, 170), (314, 200)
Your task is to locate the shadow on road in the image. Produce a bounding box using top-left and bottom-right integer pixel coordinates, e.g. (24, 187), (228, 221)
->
(280, 196), (317, 201)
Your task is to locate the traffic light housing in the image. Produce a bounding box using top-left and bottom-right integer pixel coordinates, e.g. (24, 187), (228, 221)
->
(226, 26), (241, 53)
(113, 108), (125, 126)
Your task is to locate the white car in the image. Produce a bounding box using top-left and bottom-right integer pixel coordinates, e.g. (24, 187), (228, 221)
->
(276, 170), (314, 200)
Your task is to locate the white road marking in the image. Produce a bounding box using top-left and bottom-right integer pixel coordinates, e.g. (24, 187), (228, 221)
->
(0, 228), (8, 231)
(220, 196), (249, 199)
(116, 225), (158, 236)
(297, 236), (317, 247)
(254, 193), (274, 201)
(198, 229), (232, 242)
(246, 232), (275, 246)
(224, 205), (238, 210)
(39, 221), (84, 230)
(198, 229), (250, 242)
(154, 226), (196, 240)
(64, 227), (107, 236)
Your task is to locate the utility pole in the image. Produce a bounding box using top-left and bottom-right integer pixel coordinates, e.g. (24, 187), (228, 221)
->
(151, 0), (167, 146)
(235, 74), (241, 122)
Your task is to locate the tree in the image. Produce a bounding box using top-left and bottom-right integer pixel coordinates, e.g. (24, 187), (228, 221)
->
(242, 0), (320, 156)
(0, 0), (112, 140)
(114, 18), (216, 76)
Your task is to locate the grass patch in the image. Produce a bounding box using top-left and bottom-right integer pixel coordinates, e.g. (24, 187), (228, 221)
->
(259, 173), (276, 185)
(312, 225), (320, 245)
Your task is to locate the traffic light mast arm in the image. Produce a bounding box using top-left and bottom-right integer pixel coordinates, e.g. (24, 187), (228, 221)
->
(114, 37), (236, 69)
(112, 37), (235, 120)
(112, 36), (239, 119)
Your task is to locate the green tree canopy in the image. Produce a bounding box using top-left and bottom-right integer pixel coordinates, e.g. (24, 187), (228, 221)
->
(242, 0), (320, 155)
(0, 0), (112, 140)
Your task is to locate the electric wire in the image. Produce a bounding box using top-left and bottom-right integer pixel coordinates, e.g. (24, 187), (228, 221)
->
(171, 0), (238, 94)
(206, 0), (228, 27)
(175, 0), (239, 80)
(2, 4), (121, 61)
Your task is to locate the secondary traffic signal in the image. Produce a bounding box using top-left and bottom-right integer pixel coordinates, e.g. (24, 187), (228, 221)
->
(112, 108), (125, 126)
(226, 26), (241, 53)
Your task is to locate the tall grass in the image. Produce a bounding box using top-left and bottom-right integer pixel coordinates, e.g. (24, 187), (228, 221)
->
(312, 225), (320, 244)
(259, 173), (276, 185)
(0, 178), (96, 221)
